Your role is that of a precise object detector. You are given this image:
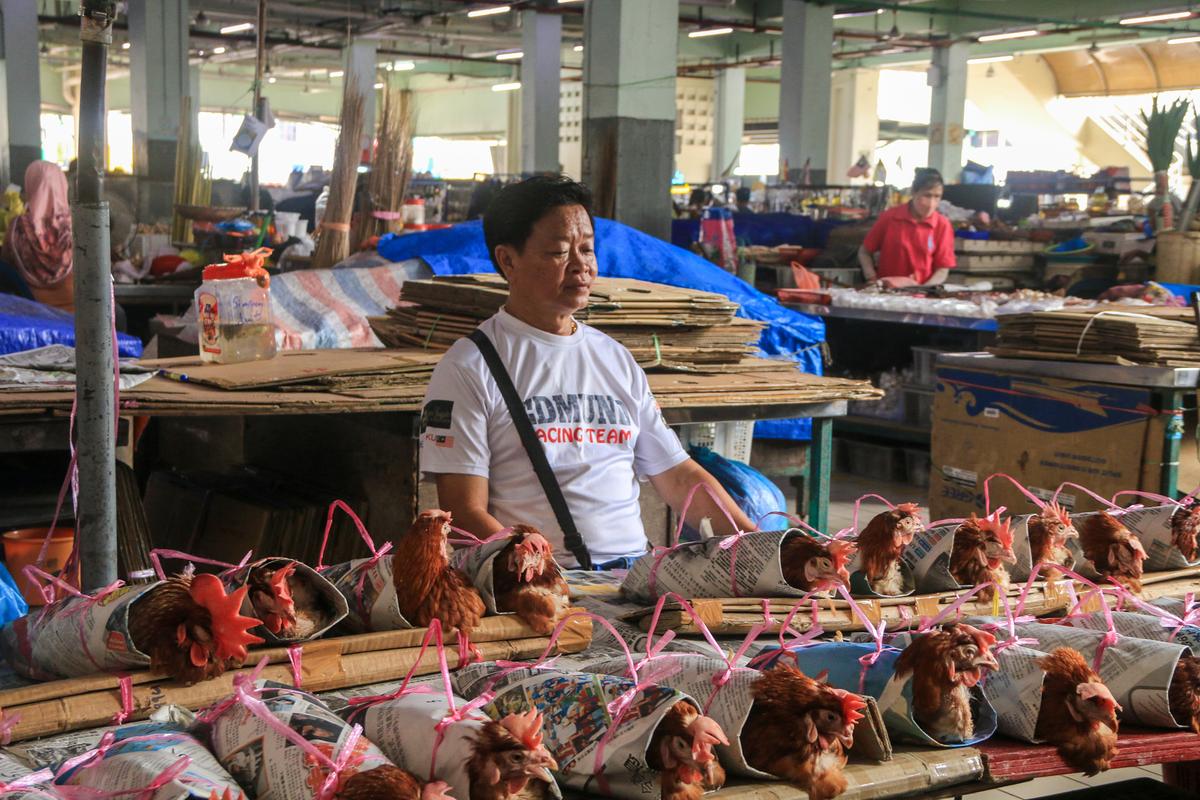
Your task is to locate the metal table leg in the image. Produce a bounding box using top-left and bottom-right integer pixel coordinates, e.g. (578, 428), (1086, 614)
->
(807, 417), (833, 531)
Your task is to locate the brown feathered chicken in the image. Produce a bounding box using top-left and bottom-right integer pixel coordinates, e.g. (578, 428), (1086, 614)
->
(467, 711), (559, 800)
(492, 526), (570, 635)
(894, 623), (999, 743)
(948, 513), (1016, 601)
(1170, 654), (1200, 733)
(1034, 647), (1120, 775)
(247, 562), (331, 640)
(336, 766), (454, 800)
(393, 510), (486, 660)
(856, 503), (922, 595)
(1170, 503), (1200, 563)
(1078, 512), (1147, 592)
(780, 535), (857, 594)
(742, 663), (866, 800)
(646, 700), (730, 800)
(127, 570), (264, 684)
(1027, 502), (1078, 580)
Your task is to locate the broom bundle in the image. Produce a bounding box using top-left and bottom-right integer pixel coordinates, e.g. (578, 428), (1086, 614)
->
(352, 88), (415, 248)
(313, 83), (366, 269)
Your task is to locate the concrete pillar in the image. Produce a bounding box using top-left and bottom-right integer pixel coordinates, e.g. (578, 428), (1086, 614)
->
(345, 40), (378, 153)
(128, 0), (189, 222)
(928, 42), (969, 180)
(583, 0), (678, 240)
(828, 68), (879, 182)
(0, 0), (42, 186)
(779, 0), (832, 183)
(521, 10), (561, 174)
(711, 68), (745, 181)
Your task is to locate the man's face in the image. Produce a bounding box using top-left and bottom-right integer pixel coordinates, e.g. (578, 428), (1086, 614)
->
(495, 204), (597, 316)
(911, 184), (943, 220)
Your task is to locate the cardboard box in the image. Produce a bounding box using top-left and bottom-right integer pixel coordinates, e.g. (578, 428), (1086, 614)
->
(929, 364), (1165, 519)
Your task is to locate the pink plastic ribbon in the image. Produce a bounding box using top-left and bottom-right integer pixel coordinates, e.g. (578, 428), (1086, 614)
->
(850, 493), (897, 533)
(1052, 481), (1121, 510)
(149, 548), (252, 581)
(648, 482), (747, 597)
(287, 645), (304, 688)
(21, 564), (125, 673)
(0, 709), (21, 746)
(112, 674), (134, 725)
(316, 500), (394, 629)
(983, 472), (1048, 515)
(447, 524), (515, 550)
(222, 657), (380, 800)
(0, 769), (55, 799)
(1109, 590), (1200, 641)
(834, 584), (896, 693)
(1111, 490), (1181, 508)
(915, 580), (1000, 633)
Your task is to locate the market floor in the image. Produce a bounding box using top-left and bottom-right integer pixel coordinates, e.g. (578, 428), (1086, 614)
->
(828, 473), (1171, 795)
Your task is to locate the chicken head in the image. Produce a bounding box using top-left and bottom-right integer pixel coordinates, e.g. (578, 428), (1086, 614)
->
(979, 512), (1017, 567)
(497, 711), (559, 786)
(944, 623), (1000, 688)
(1067, 681), (1121, 734)
(802, 540), (857, 592)
(1171, 502), (1200, 562)
(508, 528), (554, 583)
(421, 781), (455, 800)
(184, 574), (264, 667)
(892, 503), (923, 546)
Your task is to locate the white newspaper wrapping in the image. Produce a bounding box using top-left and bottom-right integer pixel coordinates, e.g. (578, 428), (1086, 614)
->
(1066, 506), (1195, 576)
(55, 722), (246, 800)
(0, 583), (158, 680)
(339, 691), (562, 800)
(452, 663), (699, 800)
(901, 517), (1033, 593)
(451, 538), (515, 616)
(1065, 610), (1200, 657)
(1003, 619), (1186, 729)
(1150, 597), (1200, 652)
(208, 681), (393, 800)
(574, 653), (768, 779)
(620, 531), (812, 602)
(222, 559), (349, 643)
(979, 645), (1047, 743)
(319, 555), (413, 633)
(0, 751), (31, 783)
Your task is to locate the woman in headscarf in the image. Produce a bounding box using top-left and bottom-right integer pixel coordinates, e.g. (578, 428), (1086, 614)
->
(3, 160), (74, 311)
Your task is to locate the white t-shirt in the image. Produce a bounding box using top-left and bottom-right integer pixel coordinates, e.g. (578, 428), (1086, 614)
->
(419, 308), (689, 566)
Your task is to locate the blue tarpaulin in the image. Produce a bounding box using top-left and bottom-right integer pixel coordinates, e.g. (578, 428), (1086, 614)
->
(378, 218), (825, 440)
(0, 294), (142, 357)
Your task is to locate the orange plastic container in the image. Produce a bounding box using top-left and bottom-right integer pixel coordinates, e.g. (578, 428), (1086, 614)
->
(2, 528), (78, 606)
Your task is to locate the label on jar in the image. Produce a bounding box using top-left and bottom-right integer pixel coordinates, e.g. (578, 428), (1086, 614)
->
(228, 294), (269, 325)
(198, 291), (220, 354)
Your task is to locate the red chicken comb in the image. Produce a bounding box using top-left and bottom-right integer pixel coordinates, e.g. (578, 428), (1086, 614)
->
(207, 790), (240, 800)
(1078, 681), (1122, 712)
(829, 687), (867, 727)
(422, 781), (455, 800)
(1044, 501), (1072, 527)
(958, 623), (998, 649)
(896, 503), (920, 515)
(686, 715), (729, 763)
(498, 710), (545, 751)
(980, 512), (1014, 548)
(270, 563), (297, 613)
(189, 574), (264, 662)
(826, 539), (857, 581)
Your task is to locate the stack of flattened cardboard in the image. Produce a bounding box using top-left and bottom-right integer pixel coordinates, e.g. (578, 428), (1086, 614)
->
(370, 275), (764, 369)
(993, 306), (1200, 366)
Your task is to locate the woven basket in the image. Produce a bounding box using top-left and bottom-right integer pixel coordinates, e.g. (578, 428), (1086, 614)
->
(1155, 231), (1200, 283)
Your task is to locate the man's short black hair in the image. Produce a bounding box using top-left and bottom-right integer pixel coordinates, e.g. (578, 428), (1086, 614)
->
(483, 175), (594, 271)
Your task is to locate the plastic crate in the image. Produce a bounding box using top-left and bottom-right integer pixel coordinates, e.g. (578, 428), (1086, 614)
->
(903, 448), (931, 488)
(903, 384), (935, 429)
(677, 420), (755, 464)
(842, 439), (903, 483)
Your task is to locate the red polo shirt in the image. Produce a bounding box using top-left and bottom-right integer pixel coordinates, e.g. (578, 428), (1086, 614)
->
(862, 204), (956, 284)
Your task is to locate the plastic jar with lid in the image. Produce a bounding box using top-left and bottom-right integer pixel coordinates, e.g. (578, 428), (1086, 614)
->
(194, 248), (277, 364)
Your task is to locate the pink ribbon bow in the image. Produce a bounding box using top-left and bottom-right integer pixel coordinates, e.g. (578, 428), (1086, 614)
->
(316, 500), (394, 629)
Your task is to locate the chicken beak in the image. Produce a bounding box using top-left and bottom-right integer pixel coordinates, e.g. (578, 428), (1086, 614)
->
(839, 729), (855, 749)
(530, 750), (559, 774)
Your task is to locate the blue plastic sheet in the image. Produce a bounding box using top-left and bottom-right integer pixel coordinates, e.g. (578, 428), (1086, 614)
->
(0, 294), (142, 357)
(672, 213), (847, 250)
(687, 446), (788, 534)
(0, 563), (27, 627)
(378, 218), (825, 439)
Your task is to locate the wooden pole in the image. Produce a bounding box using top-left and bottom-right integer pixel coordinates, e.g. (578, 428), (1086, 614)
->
(249, 0), (267, 212)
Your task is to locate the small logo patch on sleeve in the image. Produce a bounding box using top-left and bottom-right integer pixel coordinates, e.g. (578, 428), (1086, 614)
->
(421, 399), (454, 431)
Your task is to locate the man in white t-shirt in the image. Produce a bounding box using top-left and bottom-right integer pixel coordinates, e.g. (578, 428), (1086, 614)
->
(419, 175), (753, 568)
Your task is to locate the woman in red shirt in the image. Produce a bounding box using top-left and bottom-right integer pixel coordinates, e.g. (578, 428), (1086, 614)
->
(858, 169), (956, 287)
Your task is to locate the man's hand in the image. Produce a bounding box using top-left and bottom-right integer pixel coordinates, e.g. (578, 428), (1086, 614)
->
(649, 458), (755, 537)
(857, 245), (877, 282)
(880, 276), (917, 288)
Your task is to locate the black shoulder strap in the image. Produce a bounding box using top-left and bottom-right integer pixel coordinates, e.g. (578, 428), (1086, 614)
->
(467, 328), (593, 569)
